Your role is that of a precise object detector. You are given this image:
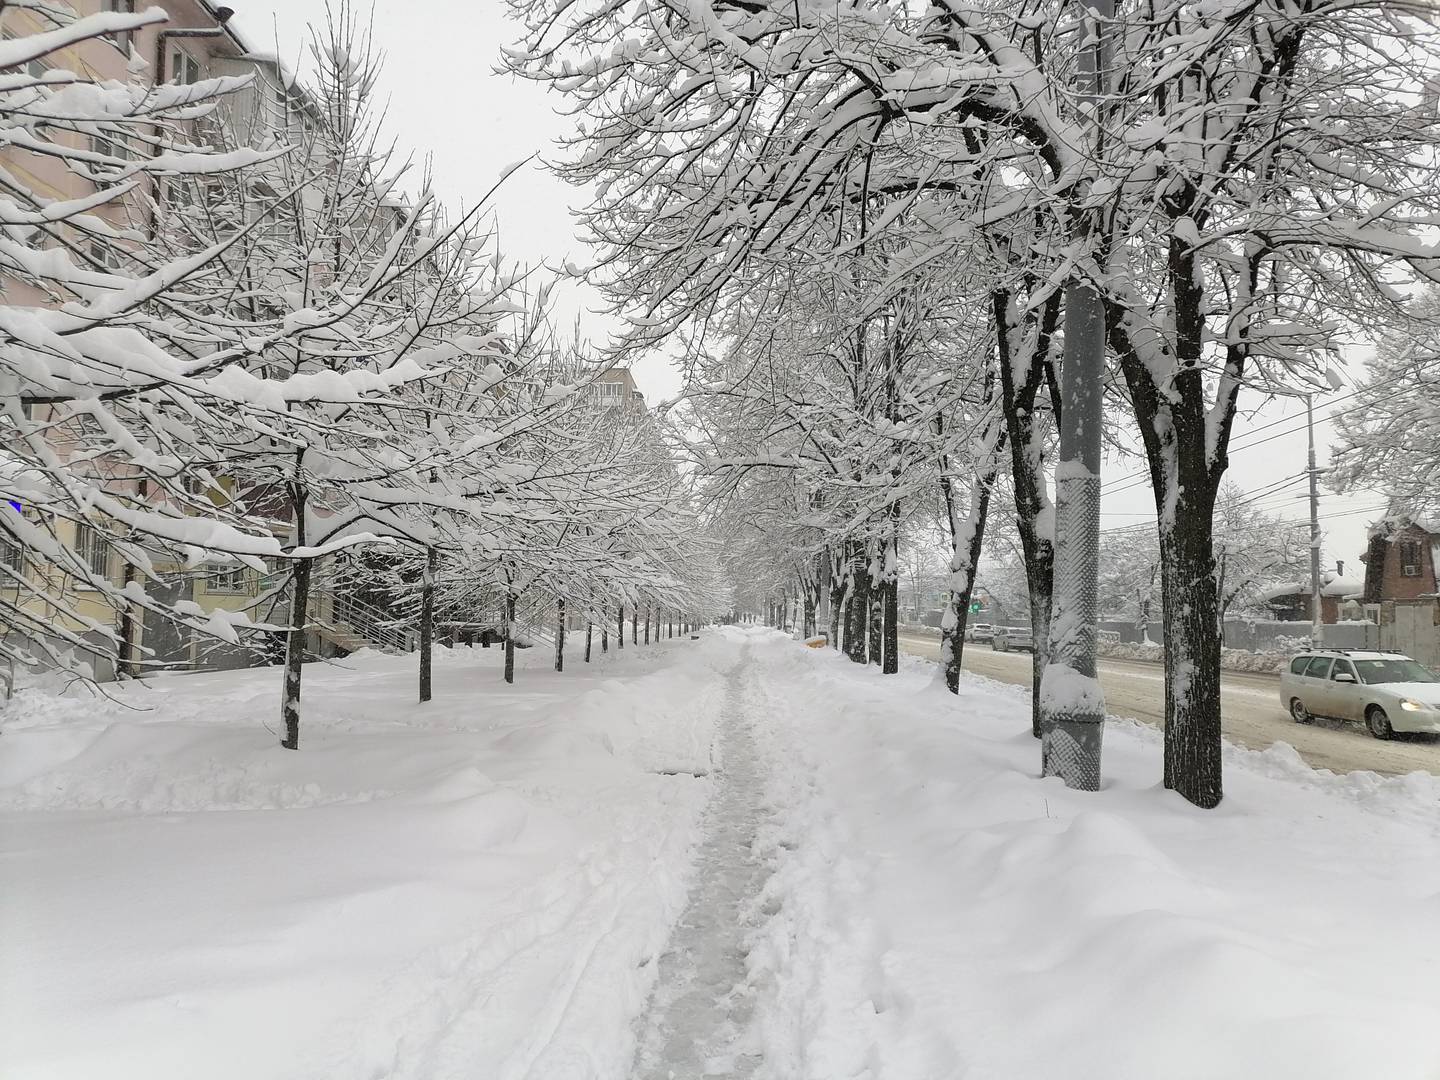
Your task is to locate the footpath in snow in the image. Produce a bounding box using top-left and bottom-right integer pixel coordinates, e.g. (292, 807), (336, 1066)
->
(4, 627), (1440, 1079)
(1, 636), (725, 1080)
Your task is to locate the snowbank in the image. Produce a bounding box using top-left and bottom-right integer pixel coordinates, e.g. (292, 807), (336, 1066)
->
(1098, 637), (1294, 673)
(0, 638), (728, 1080)
(745, 638), (1440, 1080)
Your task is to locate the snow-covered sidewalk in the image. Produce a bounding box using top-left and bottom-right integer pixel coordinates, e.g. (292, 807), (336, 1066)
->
(0, 638), (725, 1080)
(4, 627), (1440, 1079)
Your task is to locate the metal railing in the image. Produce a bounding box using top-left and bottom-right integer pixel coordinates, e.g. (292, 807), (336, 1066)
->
(313, 589), (416, 654)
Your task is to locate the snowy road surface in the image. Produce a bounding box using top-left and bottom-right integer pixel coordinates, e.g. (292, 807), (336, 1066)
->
(4, 628), (1440, 1079)
(900, 634), (1440, 777)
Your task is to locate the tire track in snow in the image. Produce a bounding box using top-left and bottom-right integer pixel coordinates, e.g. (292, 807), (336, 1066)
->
(631, 644), (770, 1078)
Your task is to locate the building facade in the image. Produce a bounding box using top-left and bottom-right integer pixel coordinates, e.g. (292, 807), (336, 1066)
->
(0, 2), (339, 679)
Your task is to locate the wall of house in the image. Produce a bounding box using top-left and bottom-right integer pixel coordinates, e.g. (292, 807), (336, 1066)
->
(1378, 524), (1439, 601)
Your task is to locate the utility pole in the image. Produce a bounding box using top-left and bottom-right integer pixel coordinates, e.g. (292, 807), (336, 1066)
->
(1306, 393), (1323, 648)
(1040, 0), (1112, 791)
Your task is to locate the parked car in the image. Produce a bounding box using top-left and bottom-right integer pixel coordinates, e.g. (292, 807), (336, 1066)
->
(967, 623), (996, 644)
(993, 625), (1034, 652)
(1279, 649), (1440, 739)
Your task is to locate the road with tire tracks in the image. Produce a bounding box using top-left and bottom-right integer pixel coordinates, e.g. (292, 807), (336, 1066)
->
(899, 634), (1440, 778)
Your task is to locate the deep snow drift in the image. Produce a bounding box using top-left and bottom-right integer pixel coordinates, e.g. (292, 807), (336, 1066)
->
(3, 627), (1439, 1079)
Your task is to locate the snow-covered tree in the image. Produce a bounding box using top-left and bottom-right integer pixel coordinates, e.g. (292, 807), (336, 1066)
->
(1331, 290), (1440, 520)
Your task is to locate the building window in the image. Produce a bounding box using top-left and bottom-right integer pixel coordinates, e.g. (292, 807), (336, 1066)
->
(1399, 538), (1423, 577)
(90, 131), (133, 162)
(0, 520), (22, 579)
(103, 0), (136, 53)
(205, 563), (252, 595)
(73, 522), (113, 586)
(88, 238), (124, 271)
(169, 47), (203, 86)
(1, 30), (54, 80)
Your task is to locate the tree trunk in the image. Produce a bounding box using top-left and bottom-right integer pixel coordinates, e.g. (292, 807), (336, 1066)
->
(504, 594), (516, 684)
(117, 558), (139, 680)
(844, 545), (868, 664)
(994, 288), (1061, 738)
(585, 620), (593, 663)
(632, 608), (638, 645)
(617, 606), (625, 650)
(802, 584), (816, 640)
(555, 597), (565, 672)
(829, 550), (846, 651)
(1109, 247), (1231, 808)
(644, 609), (650, 644)
(882, 572), (898, 674)
(602, 625), (609, 653)
(867, 549), (883, 667)
(419, 546), (436, 703)
(280, 556), (312, 750)
(1157, 497), (1223, 806)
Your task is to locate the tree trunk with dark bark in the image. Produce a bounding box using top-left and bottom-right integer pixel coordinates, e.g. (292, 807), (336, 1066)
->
(1108, 226), (1237, 807)
(504, 594), (516, 684)
(555, 598), (566, 672)
(867, 549), (883, 667)
(585, 620), (593, 662)
(1158, 495), (1223, 805)
(280, 555), (312, 750)
(419, 546), (436, 702)
(994, 288), (1062, 738)
(829, 549), (847, 651)
(844, 546), (869, 664)
(882, 572), (898, 674)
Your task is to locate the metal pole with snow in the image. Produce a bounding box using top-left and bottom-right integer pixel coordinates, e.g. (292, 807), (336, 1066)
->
(1039, 0), (1112, 790)
(1306, 393), (1323, 648)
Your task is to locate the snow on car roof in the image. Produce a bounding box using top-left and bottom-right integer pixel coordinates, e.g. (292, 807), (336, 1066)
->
(1299, 650), (1411, 661)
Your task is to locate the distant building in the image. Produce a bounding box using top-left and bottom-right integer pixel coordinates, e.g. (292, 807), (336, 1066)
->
(1362, 515), (1439, 603)
(1261, 566), (1364, 624)
(592, 368), (647, 413)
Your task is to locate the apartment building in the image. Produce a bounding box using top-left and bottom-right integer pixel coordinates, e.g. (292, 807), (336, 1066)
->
(593, 367), (647, 412)
(0, 2), (319, 678)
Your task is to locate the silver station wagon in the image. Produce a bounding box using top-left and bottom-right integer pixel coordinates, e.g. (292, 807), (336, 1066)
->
(1280, 650), (1440, 739)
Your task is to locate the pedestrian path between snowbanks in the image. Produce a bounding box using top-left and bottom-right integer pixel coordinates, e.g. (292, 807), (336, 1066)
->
(0, 637), (732, 1080)
(739, 631), (1440, 1079)
(631, 642), (768, 1078)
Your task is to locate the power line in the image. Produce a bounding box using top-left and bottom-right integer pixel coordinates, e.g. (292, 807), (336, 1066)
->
(1102, 367), (1415, 500)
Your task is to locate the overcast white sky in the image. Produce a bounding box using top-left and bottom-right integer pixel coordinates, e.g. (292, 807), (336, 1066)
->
(227, 0), (1385, 571)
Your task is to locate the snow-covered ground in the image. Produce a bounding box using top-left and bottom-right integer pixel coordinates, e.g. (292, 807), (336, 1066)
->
(747, 634), (1440, 1079)
(4, 627), (1439, 1079)
(1, 638), (725, 1080)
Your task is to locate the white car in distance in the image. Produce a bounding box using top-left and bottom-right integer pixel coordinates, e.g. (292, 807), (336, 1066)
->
(993, 626), (1034, 653)
(1280, 650), (1440, 739)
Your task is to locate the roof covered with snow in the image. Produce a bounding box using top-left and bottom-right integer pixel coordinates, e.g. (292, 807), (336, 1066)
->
(1260, 571), (1365, 602)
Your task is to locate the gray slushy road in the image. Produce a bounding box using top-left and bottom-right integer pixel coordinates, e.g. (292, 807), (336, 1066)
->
(899, 634), (1440, 778)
